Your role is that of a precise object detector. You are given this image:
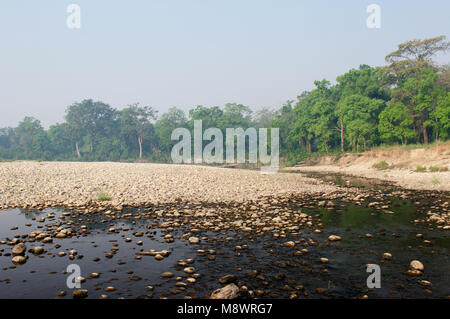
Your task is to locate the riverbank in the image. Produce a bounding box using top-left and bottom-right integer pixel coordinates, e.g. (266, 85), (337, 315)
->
(283, 143), (450, 191)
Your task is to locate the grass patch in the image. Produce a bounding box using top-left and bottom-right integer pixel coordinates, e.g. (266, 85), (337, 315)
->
(429, 166), (448, 172)
(372, 160), (390, 170)
(96, 192), (112, 201)
(414, 165), (427, 172)
(431, 177), (441, 185)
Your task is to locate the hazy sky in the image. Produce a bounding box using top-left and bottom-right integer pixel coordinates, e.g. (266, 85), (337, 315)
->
(0, 0), (449, 128)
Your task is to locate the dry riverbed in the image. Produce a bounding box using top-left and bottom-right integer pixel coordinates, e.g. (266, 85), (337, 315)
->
(0, 161), (340, 210)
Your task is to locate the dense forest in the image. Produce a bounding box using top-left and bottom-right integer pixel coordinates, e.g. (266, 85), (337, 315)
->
(1, 36), (449, 164)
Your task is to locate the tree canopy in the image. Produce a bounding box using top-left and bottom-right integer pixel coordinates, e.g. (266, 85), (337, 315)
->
(0, 36), (448, 163)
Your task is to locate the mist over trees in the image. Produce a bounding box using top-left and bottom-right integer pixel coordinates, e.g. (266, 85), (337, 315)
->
(0, 36), (449, 163)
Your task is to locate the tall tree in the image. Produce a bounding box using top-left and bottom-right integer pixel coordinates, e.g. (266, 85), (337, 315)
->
(15, 117), (49, 159)
(336, 95), (384, 152)
(189, 105), (223, 129)
(121, 103), (158, 159)
(65, 99), (117, 157)
(47, 123), (74, 159)
(383, 35), (450, 85)
(219, 103), (252, 129)
(382, 36), (450, 143)
(253, 107), (277, 129)
(155, 107), (188, 153)
(378, 102), (414, 145)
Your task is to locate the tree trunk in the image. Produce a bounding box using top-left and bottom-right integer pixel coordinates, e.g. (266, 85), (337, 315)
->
(423, 127), (429, 144)
(138, 135), (143, 159)
(340, 121), (344, 152)
(435, 127), (439, 142)
(299, 138), (304, 149)
(75, 142), (81, 158)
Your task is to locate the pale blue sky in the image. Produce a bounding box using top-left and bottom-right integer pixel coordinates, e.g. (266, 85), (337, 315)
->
(0, 0), (449, 127)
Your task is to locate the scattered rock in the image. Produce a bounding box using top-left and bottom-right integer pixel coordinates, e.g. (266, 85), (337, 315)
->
(184, 267), (195, 274)
(12, 243), (26, 256)
(410, 260), (424, 271)
(210, 284), (239, 299)
(219, 275), (236, 284)
(12, 255), (27, 264)
(283, 241), (295, 248)
(328, 235), (341, 241)
(188, 237), (199, 244)
(32, 247), (44, 255)
(73, 289), (88, 298)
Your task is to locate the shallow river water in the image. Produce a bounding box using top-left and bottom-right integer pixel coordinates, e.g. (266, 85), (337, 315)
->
(0, 198), (449, 299)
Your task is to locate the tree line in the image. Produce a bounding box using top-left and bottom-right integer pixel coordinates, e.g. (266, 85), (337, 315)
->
(0, 36), (449, 163)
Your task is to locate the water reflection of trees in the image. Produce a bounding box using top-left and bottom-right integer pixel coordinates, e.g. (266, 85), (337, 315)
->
(18, 208), (47, 220)
(65, 210), (143, 231)
(316, 201), (416, 229)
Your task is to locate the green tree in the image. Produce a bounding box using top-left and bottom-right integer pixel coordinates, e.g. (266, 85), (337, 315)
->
(435, 92), (450, 140)
(382, 36), (450, 143)
(65, 99), (117, 157)
(292, 91), (314, 153)
(15, 117), (50, 159)
(383, 35), (450, 86)
(378, 102), (414, 144)
(47, 123), (74, 160)
(253, 107), (277, 129)
(120, 103), (158, 159)
(271, 101), (297, 153)
(336, 95), (384, 152)
(155, 107), (188, 153)
(219, 103), (252, 129)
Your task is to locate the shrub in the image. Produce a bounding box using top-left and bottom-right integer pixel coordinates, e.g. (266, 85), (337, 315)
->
(97, 192), (112, 201)
(431, 177), (440, 185)
(414, 165), (427, 172)
(429, 166), (448, 172)
(372, 160), (390, 170)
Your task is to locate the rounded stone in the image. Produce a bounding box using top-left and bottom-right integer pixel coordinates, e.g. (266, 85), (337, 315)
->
(410, 260), (424, 271)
